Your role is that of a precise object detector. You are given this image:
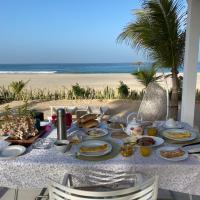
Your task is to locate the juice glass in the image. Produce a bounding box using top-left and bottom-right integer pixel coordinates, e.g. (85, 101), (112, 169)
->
(140, 145), (152, 157)
(121, 143), (133, 157)
(147, 126), (158, 136)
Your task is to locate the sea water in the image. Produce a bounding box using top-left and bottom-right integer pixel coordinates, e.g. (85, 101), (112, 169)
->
(0, 63), (198, 74)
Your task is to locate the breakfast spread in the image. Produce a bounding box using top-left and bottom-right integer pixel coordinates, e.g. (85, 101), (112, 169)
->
(160, 148), (185, 158)
(137, 137), (155, 146)
(80, 144), (108, 153)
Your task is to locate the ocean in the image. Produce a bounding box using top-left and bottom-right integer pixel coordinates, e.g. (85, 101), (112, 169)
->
(0, 63), (198, 74)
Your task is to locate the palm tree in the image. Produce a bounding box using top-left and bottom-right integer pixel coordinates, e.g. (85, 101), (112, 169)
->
(117, 0), (186, 120)
(9, 80), (29, 100)
(132, 67), (163, 88)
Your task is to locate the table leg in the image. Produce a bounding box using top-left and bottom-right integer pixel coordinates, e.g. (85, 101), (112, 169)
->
(189, 194), (193, 200)
(14, 189), (18, 200)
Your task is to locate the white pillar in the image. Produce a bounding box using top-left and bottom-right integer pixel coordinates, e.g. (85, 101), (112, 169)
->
(181, 0), (200, 126)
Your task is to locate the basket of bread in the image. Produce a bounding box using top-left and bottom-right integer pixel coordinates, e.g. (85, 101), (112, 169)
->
(77, 113), (99, 129)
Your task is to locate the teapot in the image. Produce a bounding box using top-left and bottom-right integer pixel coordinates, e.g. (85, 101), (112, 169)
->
(123, 118), (143, 136)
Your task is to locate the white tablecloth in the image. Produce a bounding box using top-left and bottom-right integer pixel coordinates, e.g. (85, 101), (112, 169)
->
(0, 122), (200, 195)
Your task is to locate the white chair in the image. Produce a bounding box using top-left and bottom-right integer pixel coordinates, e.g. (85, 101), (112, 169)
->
(127, 82), (168, 123)
(48, 175), (158, 200)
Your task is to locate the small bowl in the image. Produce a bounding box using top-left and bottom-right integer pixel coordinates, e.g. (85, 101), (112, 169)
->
(54, 140), (69, 153)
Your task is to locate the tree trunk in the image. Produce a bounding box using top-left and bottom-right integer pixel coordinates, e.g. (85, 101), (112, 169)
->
(170, 68), (179, 120)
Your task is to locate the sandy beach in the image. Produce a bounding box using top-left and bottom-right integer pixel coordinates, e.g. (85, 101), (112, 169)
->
(1, 73), (200, 91)
(0, 73), (200, 128)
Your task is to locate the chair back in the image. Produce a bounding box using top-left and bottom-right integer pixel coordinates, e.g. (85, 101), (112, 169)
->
(138, 82), (168, 121)
(49, 176), (158, 200)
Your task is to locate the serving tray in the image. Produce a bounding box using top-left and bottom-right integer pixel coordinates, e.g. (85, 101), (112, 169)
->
(5, 129), (46, 147)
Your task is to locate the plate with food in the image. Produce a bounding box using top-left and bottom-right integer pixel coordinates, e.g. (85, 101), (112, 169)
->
(86, 128), (108, 138)
(0, 145), (26, 160)
(161, 129), (196, 142)
(136, 136), (164, 147)
(78, 140), (112, 157)
(157, 146), (188, 161)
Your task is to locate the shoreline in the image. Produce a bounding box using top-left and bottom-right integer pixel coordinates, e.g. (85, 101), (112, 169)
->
(0, 73), (200, 91)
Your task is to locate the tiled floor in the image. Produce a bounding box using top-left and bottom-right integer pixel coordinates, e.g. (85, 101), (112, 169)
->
(0, 188), (199, 200)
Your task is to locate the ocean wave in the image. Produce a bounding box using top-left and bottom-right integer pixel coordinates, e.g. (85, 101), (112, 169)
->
(0, 71), (57, 74)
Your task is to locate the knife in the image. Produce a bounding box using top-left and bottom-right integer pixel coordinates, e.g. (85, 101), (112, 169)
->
(182, 141), (200, 148)
(188, 151), (200, 154)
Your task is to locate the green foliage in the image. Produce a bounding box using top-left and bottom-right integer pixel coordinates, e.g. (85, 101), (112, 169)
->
(0, 86), (14, 103)
(117, 0), (186, 119)
(71, 83), (85, 99)
(118, 81), (129, 98)
(132, 67), (163, 87)
(117, 0), (186, 69)
(9, 80), (29, 100)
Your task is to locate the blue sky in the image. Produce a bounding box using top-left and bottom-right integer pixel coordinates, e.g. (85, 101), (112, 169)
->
(0, 0), (187, 64)
(0, 0), (144, 63)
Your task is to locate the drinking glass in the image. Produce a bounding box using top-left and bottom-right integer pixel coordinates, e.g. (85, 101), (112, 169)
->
(120, 143), (133, 157)
(147, 126), (158, 136)
(140, 146), (152, 157)
(32, 138), (55, 149)
(66, 113), (72, 128)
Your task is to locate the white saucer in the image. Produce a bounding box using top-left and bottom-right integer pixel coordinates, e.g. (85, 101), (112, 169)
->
(0, 145), (26, 160)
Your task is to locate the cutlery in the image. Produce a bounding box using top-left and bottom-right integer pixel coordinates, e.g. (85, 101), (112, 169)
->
(182, 141), (200, 148)
(188, 151), (200, 154)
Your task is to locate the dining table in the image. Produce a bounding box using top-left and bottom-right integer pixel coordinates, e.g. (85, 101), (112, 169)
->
(0, 121), (200, 196)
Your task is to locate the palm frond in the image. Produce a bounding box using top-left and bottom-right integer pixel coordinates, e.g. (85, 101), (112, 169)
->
(132, 67), (162, 87)
(117, 0), (186, 69)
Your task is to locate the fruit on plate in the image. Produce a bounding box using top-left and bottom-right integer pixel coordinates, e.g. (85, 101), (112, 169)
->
(160, 148), (185, 158)
(137, 137), (155, 146)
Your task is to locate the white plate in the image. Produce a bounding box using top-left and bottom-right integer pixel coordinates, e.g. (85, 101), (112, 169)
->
(0, 145), (26, 160)
(156, 146), (188, 161)
(86, 128), (108, 138)
(136, 136), (164, 147)
(78, 140), (112, 157)
(161, 129), (197, 142)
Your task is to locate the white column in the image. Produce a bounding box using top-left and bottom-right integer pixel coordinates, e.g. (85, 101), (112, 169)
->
(181, 0), (200, 126)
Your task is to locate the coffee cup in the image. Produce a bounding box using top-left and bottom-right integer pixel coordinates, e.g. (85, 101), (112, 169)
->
(54, 140), (69, 153)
